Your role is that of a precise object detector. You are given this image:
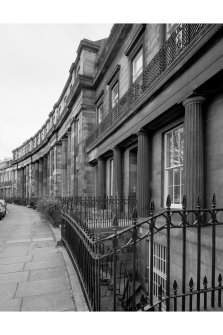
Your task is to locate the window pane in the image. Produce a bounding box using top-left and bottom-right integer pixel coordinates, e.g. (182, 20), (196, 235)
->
(166, 132), (172, 168)
(112, 83), (119, 108)
(165, 125), (184, 205)
(174, 168), (180, 185)
(174, 185), (180, 204)
(179, 126), (184, 164)
(172, 129), (179, 166)
(133, 48), (143, 82)
(97, 104), (103, 124)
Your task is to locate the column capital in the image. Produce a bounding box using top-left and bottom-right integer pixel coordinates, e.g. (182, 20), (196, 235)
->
(97, 155), (105, 162)
(183, 96), (206, 108)
(56, 140), (62, 146)
(136, 128), (146, 136)
(61, 135), (68, 142)
(113, 145), (121, 152)
(70, 117), (77, 126)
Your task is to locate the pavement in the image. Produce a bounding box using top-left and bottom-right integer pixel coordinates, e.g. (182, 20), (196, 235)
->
(0, 204), (89, 311)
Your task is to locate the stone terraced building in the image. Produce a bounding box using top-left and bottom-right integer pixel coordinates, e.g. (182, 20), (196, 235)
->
(2, 24), (223, 307)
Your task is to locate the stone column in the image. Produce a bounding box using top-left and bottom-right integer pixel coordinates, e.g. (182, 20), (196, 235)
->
(23, 167), (26, 198)
(67, 130), (71, 196)
(183, 96), (205, 209)
(70, 118), (77, 196)
(49, 149), (53, 197)
(97, 157), (106, 199)
(113, 146), (122, 198)
(61, 137), (68, 197)
(26, 165), (29, 198)
(137, 129), (150, 217)
(35, 161), (39, 197)
(46, 152), (50, 196)
(39, 159), (43, 197)
(31, 163), (35, 197)
(54, 142), (62, 197)
(43, 155), (47, 196)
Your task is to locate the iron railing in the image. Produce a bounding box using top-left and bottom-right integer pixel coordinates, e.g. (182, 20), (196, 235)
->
(61, 193), (223, 311)
(86, 24), (207, 148)
(60, 196), (136, 235)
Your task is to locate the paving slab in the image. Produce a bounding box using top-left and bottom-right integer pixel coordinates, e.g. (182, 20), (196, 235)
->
(0, 271), (29, 284)
(0, 255), (32, 265)
(24, 258), (64, 271)
(16, 277), (70, 298)
(29, 266), (66, 281)
(0, 298), (22, 311)
(5, 239), (32, 244)
(21, 290), (75, 311)
(0, 204), (86, 311)
(32, 251), (63, 262)
(0, 283), (17, 299)
(30, 246), (58, 255)
(0, 247), (30, 258)
(0, 262), (24, 274)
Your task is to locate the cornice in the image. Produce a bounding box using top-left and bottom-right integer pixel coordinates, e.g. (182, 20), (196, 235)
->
(66, 74), (94, 109)
(93, 24), (133, 88)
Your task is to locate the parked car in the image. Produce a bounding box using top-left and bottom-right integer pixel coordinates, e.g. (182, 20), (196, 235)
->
(0, 200), (6, 219)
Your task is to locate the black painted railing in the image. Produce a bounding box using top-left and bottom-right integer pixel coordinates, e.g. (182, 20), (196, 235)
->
(60, 196), (136, 235)
(86, 24), (207, 148)
(61, 193), (223, 311)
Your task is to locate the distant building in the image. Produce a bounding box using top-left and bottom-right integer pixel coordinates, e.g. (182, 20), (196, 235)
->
(0, 157), (16, 199)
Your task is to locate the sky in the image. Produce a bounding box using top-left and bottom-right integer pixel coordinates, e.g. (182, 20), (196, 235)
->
(0, 0), (219, 162)
(0, 24), (112, 160)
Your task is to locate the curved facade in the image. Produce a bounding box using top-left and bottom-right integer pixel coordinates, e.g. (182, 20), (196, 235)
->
(11, 37), (106, 199)
(2, 24), (223, 213)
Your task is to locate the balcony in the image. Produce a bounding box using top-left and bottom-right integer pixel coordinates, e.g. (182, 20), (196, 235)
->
(86, 24), (208, 149)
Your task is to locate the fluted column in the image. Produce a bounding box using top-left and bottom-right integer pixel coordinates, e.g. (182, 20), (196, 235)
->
(23, 166), (26, 198)
(113, 146), (122, 198)
(137, 129), (150, 217)
(61, 137), (68, 197)
(97, 157), (106, 199)
(43, 155), (47, 196)
(34, 161), (39, 197)
(67, 130), (71, 196)
(70, 118), (77, 196)
(183, 96), (205, 209)
(49, 149), (54, 197)
(46, 152), (50, 196)
(54, 142), (62, 196)
(38, 158), (43, 197)
(31, 163), (35, 197)
(26, 165), (30, 198)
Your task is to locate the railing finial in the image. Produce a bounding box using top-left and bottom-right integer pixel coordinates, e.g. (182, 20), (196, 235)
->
(196, 194), (201, 209)
(133, 207), (137, 220)
(166, 194), (171, 209)
(158, 285), (162, 301)
(212, 193), (216, 209)
(149, 200), (155, 216)
(173, 280), (178, 293)
(112, 215), (118, 231)
(218, 273), (222, 286)
(203, 276), (208, 289)
(189, 277), (194, 291)
(182, 195), (187, 210)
